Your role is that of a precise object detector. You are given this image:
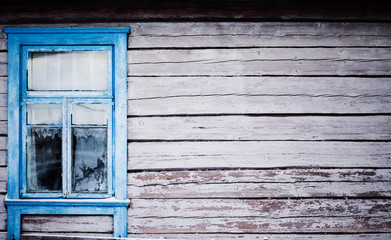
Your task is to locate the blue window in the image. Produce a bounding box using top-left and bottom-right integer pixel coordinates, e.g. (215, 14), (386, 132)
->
(4, 28), (130, 240)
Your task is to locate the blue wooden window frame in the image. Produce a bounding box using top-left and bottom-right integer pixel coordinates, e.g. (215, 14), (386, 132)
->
(4, 28), (130, 240)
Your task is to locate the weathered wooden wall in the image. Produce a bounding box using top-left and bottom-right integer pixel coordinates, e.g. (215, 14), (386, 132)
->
(1, 12), (391, 240)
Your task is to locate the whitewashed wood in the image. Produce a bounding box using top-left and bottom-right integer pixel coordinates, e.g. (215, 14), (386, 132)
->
(129, 199), (391, 218)
(127, 76), (391, 115)
(22, 216), (113, 233)
(0, 52), (6, 77)
(0, 150), (6, 166)
(0, 194), (5, 213)
(0, 121), (6, 135)
(0, 137), (7, 150)
(128, 77), (391, 99)
(22, 233), (114, 239)
(0, 106), (7, 121)
(128, 141), (391, 169)
(0, 213), (5, 231)
(128, 182), (391, 199)
(128, 169), (391, 186)
(0, 181), (6, 193)
(128, 95), (391, 115)
(0, 77), (6, 94)
(128, 116), (391, 141)
(0, 94), (7, 107)
(129, 22), (391, 48)
(127, 216), (391, 233)
(125, 233), (391, 240)
(128, 48), (391, 76)
(0, 167), (6, 181)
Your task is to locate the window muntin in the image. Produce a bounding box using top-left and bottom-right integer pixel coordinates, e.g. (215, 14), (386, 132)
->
(20, 45), (114, 199)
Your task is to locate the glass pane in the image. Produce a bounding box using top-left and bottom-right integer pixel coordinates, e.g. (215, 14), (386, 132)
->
(72, 127), (107, 193)
(27, 128), (62, 192)
(27, 104), (62, 125)
(28, 51), (108, 91)
(72, 104), (107, 125)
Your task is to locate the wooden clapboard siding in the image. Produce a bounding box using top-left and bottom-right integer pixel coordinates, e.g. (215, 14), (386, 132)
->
(0, 19), (388, 238)
(128, 216), (391, 233)
(127, 142), (391, 169)
(128, 182), (391, 199)
(129, 199), (391, 218)
(128, 116), (391, 141)
(128, 77), (391, 115)
(128, 48), (391, 76)
(129, 22), (391, 48)
(22, 216), (113, 233)
(128, 169), (391, 186)
(126, 233), (391, 240)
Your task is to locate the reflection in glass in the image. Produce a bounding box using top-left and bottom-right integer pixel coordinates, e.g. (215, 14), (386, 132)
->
(72, 104), (107, 125)
(28, 51), (108, 91)
(27, 104), (62, 125)
(27, 128), (62, 192)
(72, 127), (107, 193)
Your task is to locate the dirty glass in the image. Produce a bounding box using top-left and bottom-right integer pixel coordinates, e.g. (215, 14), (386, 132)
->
(27, 103), (62, 125)
(72, 104), (107, 125)
(72, 127), (108, 193)
(28, 51), (108, 91)
(27, 128), (62, 192)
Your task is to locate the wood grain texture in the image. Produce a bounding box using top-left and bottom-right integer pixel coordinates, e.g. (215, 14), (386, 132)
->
(128, 77), (391, 99)
(128, 169), (391, 186)
(129, 22), (391, 48)
(0, 150), (6, 166)
(129, 199), (391, 218)
(125, 233), (391, 240)
(128, 182), (391, 199)
(128, 48), (391, 76)
(128, 77), (391, 115)
(0, 166), (6, 182)
(22, 215), (113, 233)
(0, 213), (5, 231)
(127, 216), (391, 233)
(128, 141), (391, 169)
(128, 116), (391, 141)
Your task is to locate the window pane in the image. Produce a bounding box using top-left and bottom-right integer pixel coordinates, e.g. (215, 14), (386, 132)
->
(27, 104), (62, 125)
(27, 128), (62, 192)
(28, 51), (108, 91)
(72, 104), (107, 125)
(72, 127), (107, 193)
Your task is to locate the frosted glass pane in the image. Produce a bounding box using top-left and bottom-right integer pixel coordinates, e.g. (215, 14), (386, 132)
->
(28, 51), (108, 91)
(72, 104), (107, 125)
(27, 128), (62, 192)
(72, 127), (107, 193)
(27, 104), (62, 125)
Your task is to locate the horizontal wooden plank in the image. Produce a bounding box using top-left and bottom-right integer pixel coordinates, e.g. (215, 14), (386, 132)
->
(0, 137), (7, 150)
(129, 199), (391, 218)
(128, 95), (391, 115)
(128, 77), (391, 115)
(125, 233), (391, 240)
(0, 181), (6, 193)
(0, 150), (6, 166)
(0, 106), (7, 121)
(130, 22), (391, 48)
(22, 215), (113, 233)
(21, 233), (114, 240)
(128, 48), (391, 76)
(128, 216), (391, 233)
(0, 213), (5, 231)
(0, 166), (6, 181)
(0, 77), (6, 94)
(128, 169), (391, 186)
(128, 77), (391, 99)
(128, 141), (391, 169)
(0, 194), (5, 213)
(128, 116), (391, 141)
(128, 182), (391, 199)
